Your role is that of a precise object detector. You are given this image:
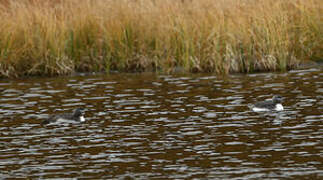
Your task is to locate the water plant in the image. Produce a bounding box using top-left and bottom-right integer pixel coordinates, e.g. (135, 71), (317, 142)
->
(0, 0), (321, 78)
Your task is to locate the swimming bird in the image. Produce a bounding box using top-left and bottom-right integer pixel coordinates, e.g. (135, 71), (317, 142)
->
(251, 95), (284, 112)
(42, 108), (85, 125)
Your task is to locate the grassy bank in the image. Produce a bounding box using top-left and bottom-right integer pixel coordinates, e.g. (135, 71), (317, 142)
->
(0, 0), (322, 78)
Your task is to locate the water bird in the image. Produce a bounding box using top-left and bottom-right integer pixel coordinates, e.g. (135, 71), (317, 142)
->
(42, 108), (85, 125)
(251, 95), (284, 112)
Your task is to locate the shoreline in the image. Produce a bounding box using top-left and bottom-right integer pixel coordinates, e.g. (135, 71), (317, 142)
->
(1, 61), (322, 80)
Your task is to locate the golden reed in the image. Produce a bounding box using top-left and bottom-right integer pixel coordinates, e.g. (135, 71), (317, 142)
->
(0, 0), (321, 77)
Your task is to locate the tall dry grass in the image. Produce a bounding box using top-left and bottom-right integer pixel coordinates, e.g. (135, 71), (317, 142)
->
(0, 0), (322, 77)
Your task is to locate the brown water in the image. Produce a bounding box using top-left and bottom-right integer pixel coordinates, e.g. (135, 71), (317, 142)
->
(0, 68), (322, 179)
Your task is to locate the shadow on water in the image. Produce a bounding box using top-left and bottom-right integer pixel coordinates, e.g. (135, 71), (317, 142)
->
(0, 68), (322, 179)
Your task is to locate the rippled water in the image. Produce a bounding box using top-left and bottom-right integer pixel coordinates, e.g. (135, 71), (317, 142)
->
(0, 68), (322, 179)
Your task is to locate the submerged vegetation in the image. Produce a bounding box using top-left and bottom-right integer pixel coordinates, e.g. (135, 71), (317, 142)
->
(0, 0), (322, 77)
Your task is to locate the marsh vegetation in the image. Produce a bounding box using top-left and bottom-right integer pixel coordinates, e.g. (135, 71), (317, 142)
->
(0, 0), (321, 77)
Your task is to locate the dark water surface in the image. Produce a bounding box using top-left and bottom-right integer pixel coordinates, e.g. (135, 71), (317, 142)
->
(0, 68), (322, 179)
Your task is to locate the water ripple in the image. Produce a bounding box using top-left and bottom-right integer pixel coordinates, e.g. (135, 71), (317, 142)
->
(0, 68), (322, 178)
